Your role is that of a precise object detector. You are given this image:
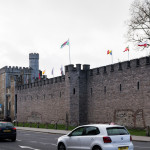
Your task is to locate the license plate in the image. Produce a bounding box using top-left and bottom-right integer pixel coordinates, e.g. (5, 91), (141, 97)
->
(118, 147), (128, 150)
(3, 130), (11, 133)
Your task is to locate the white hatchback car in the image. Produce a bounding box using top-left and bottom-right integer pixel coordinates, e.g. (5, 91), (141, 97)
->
(57, 124), (134, 150)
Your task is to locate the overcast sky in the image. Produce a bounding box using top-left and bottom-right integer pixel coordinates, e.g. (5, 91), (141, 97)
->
(0, 0), (147, 77)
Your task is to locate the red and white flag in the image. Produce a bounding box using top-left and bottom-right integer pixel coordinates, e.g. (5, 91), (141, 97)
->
(123, 46), (129, 52)
(138, 41), (147, 47)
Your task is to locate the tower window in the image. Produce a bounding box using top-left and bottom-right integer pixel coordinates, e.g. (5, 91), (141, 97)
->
(120, 84), (122, 91)
(104, 86), (106, 93)
(137, 81), (139, 90)
(73, 88), (75, 94)
(136, 59), (140, 67)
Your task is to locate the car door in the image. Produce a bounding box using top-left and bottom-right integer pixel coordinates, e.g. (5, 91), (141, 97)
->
(66, 127), (85, 150)
(80, 126), (100, 150)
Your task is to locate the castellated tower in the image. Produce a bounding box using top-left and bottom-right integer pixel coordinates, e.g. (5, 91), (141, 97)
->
(64, 64), (90, 125)
(29, 53), (39, 80)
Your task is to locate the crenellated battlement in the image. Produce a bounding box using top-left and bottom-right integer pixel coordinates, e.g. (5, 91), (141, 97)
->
(29, 53), (39, 59)
(16, 75), (65, 90)
(65, 56), (150, 77)
(0, 66), (31, 74)
(15, 56), (150, 91)
(65, 64), (90, 72)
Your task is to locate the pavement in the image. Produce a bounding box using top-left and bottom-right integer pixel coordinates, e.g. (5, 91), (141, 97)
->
(16, 127), (150, 142)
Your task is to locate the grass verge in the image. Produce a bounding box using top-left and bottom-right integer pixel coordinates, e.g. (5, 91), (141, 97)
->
(128, 129), (146, 136)
(14, 122), (75, 131)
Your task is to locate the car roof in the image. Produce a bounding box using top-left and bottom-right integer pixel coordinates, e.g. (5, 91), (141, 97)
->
(0, 122), (12, 123)
(79, 124), (124, 128)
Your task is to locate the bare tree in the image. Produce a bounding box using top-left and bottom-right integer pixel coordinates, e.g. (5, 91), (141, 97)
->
(127, 0), (150, 49)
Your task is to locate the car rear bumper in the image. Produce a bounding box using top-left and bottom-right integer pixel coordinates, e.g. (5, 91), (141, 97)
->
(0, 133), (16, 139)
(101, 144), (134, 150)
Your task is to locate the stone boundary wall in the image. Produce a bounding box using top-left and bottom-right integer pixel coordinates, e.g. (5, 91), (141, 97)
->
(87, 56), (150, 128)
(16, 75), (67, 124)
(16, 56), (150, 128)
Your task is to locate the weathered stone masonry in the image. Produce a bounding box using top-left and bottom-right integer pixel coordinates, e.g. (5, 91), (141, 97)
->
(16, 56), (150, 128)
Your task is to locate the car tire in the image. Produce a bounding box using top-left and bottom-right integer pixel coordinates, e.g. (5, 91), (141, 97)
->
(93, 146), (102, 150)
(58, 143), (66, 150)
(11, 137), (16, 142)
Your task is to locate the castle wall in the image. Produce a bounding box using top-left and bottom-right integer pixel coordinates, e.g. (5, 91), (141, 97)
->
(9, 76), (16, 120)
(0, 66), (32, 120)
(16, 77), (67, 124)
(87, 57), (150, 128)
(0, 69), (6, 119)
(15, 56), (150, 128)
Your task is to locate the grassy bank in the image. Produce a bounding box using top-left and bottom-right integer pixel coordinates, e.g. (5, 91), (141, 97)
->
(14, 122), (148, 136)
(128, 129), (146, 136)
(14, 122), (75, 131)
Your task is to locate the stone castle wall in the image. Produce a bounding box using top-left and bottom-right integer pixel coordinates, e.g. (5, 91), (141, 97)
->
(16, 56), (150, 128)
(0, 66), (32, 120)
(16, 77), (68, 124)
(87, 57), (150, 128)
(0, 69), (6, 119)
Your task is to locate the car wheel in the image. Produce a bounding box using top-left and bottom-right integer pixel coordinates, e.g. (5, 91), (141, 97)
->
(93, 146), (102, 150)
(11, 137), (16, 142)
(58, 143), (66, 150)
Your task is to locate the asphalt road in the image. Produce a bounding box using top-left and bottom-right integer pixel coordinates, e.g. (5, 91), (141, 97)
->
(0, 130), (150, 150)
(0, 130), (59, 150)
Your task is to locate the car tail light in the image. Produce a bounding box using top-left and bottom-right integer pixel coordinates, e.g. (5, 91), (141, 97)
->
(103, 136), (112, 143)
(12, 128), (16, 130)
(130, 135), (132, 141)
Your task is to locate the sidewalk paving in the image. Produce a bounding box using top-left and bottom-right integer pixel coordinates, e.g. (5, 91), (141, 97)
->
(16, 127), (150, 142)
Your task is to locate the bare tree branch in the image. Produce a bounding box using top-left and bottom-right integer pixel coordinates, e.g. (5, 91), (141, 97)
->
(126, 0), (150, 50)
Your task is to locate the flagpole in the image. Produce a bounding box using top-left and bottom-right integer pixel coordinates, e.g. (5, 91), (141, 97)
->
(111, 51), (113, 64)
(128, 49), (129, 61)
(68, 39), (71, 64)
(146, 40), (148, 56)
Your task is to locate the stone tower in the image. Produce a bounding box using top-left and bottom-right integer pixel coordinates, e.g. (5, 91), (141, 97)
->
(29, 53), (39, 80)
(64, 64), (90, 125)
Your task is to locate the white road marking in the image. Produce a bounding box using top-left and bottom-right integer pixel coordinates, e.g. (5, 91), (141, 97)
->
(19, 145), (40, 150)
(16, 139), (22, 141)
(39, 142), (51, 145)
(50, 143), (57, 146)
(30, 141), (38, 143)
(134, 146), (150, 149)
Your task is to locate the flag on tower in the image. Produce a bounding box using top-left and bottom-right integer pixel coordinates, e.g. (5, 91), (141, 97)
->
(138, 41), (147, 47)
(42, 70), (45, 75)
(107, 50), (112, 55)
(123, 46), (129, 52)
(61, 40), (69, 48)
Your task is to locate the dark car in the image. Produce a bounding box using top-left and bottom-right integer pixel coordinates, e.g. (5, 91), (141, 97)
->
(0, 122), (16, 141)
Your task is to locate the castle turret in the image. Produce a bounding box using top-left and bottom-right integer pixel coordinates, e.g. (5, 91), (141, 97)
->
(29, 53), (39, 80)
(64, 64), (90, 125)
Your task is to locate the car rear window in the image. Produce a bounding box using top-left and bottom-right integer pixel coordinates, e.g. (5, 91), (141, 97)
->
(0, 122), (14, 127)
(107, 127), (129, 136)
